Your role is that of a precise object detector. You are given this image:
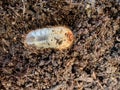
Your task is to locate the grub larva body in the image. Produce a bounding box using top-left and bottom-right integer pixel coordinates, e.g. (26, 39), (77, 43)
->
(24, 26), (74, 50)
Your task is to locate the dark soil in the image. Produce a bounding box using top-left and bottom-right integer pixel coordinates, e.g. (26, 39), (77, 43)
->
(0, 0), (120, 90)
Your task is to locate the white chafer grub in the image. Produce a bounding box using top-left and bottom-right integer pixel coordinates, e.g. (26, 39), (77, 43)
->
(24, 26), (74, 50)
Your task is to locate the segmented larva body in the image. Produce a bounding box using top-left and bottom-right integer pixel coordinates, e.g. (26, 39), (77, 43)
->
(24, 26), (74, 50)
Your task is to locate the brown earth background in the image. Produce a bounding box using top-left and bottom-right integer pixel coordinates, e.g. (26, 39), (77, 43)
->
(0, 0), (120, 90)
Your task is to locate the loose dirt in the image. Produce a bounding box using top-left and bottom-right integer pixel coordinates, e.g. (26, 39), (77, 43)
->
(0, 0), (120, 90)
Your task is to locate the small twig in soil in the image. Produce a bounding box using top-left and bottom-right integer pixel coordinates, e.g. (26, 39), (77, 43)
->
(22, 0), (26, 15)
(47, 82), (66, 90)
(9, 6), (21, 17)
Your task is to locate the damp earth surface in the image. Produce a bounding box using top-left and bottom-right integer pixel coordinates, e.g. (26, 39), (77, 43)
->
(0, 0), (120, 90)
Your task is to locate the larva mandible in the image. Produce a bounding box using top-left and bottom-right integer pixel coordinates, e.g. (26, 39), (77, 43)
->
(24, 26), (74, 50)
